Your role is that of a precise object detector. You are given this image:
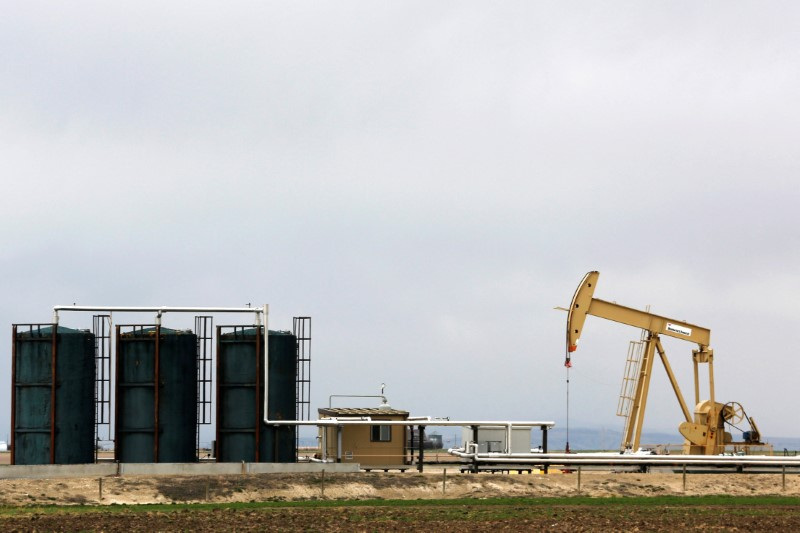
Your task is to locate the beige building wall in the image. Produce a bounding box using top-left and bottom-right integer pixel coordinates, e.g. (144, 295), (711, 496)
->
(321, 419), (408, 466)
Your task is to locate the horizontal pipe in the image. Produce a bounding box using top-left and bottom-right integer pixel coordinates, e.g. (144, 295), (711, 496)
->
(447, 450), (800, 467)
(54, 306), (262, 313)
(53, 305), (265, 325)
(266, 419), (555, 427)
(456, 452), (796, 462)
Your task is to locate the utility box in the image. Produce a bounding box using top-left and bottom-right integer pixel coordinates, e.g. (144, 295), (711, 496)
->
(461, 426), (532, 453)
(318, 407), (409, 466)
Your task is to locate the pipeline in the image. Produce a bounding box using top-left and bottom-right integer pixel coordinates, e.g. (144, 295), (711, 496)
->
(448, 449), (800, 468)
(53, 305), (264, 325)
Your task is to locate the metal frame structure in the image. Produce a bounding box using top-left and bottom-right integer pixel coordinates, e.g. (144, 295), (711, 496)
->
(294, 317), (311, 422)
(195, 316), (214, 457)
(93, 315), (113, 461)
(293, 317), (312, 453)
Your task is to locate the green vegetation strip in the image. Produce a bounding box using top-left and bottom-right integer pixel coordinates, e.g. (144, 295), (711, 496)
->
(0, 495), (799, 518)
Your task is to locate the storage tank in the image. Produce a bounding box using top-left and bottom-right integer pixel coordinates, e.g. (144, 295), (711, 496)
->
(216, 327), (296, 462)
(11, 325), (95, 465)
(115, 326), (197, 463)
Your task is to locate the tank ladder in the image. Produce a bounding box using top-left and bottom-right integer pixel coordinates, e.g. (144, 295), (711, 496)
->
(293, 317), (312, 454)
(93, 315), (112, 462)
(195, 316), (214, 460)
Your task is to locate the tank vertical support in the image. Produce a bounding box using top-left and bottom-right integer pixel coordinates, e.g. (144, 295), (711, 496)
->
(10, 325), (17, 465)
(49, 325), (58, 464)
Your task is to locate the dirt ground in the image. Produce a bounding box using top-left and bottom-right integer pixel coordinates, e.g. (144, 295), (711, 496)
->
(1, 471), (799, 531)
(1, 469), (798, 505)
(4, 502), (800, 532)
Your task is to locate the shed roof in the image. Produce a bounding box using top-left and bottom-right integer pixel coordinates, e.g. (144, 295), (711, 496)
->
(318, 407), (409, 418)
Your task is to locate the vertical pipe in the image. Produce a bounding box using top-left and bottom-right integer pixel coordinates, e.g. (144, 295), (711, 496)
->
(93, 316), (98, 464)
(541, 425), (549, 474)
(114, 326), (121, 462)
(262, 304), (269, 425)
(10, 325), (17, 465)
(408, 425), (414, 466)
(273, 426), (279, 462)
(472, 425), (479, 473)
(336, 425), (342, 462)
(255, 325), (262, 462)
(705, 353), (717, 455)
(215, 326), (222, 462)
(321, 424), (327, 461)
(108, 314), (114, 446)
(682, 464), (687, 491)
(418, 425), (425, 473)
(50, 324), (58, 464)
(153, 325), (161, 462)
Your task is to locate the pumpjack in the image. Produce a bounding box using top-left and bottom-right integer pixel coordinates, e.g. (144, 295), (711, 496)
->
(566, 271), (764, 455)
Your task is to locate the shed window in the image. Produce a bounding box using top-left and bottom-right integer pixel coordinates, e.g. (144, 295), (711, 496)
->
(371, 424), (391, 442)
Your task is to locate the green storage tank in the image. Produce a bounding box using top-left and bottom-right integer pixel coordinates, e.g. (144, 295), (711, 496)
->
(115, 326), (197, 463)
(216, 327), (296, 462)
(11, 325), (95, 465)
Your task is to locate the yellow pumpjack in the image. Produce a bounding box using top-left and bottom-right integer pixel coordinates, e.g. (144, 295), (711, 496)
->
(565, 271), (763, 455)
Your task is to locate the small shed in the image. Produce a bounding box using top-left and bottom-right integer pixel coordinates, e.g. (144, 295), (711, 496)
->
(318, 407), (409, 466)
(461, 426), (532, 453)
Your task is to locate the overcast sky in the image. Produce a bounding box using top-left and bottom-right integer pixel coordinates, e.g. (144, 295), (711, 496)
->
(2, 2), (798, 448)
